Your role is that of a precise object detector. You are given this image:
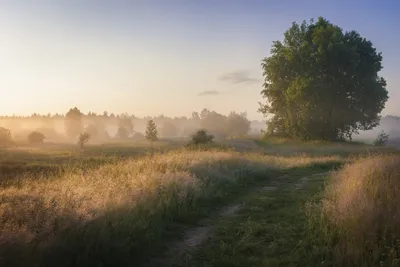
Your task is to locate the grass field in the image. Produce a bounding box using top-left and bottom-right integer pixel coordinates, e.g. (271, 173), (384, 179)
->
(0, 138), (398, 267)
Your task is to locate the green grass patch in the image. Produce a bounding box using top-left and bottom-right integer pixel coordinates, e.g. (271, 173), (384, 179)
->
(172, 166), (337, 267)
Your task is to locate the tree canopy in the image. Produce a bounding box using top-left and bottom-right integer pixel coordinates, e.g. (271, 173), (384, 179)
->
(190, 129), (214, 145)
(225, 112), (251, 137)
(145, 120), (158, 143)
(259, 17), (388, 141)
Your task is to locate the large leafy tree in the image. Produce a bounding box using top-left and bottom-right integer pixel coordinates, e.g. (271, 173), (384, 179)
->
(259, 17), (388, 141)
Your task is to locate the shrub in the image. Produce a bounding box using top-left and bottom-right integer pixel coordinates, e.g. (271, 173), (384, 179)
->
(319, 155), (400, 266)
(190, 129), (214, 145)
(27, 131), (45, 144)
(373, 130), (389, 146)
(0, 127), (13, 147)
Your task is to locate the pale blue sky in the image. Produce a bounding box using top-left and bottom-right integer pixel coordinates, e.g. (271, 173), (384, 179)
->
(0, 0), (399, 119)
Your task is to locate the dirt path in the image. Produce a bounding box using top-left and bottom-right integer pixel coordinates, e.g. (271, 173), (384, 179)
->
(294, 172), (330, 190)
(145, 171), (328, 267)
(172, 204), (243, 259)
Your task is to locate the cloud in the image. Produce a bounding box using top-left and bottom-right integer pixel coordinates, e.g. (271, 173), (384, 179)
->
(219, 71), (260, 85)
(198, 90), (221, 96)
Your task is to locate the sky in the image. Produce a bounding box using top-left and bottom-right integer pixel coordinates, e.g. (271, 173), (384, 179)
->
(0, 0), (399, 120)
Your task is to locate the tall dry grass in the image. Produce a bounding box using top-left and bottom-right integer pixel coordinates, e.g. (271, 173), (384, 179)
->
(0, 149), (340, 267)
(317, 155), (400, 266)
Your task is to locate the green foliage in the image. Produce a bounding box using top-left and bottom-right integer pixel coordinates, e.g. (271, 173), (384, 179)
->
(0, 127), (13, 147)
(259, 17), (388, 141)
(78, 132), (91, 151)
(145, 120), (158, 143)
(190, 129), (214, 145)
(373, 130), (389, 146)
(65, 107), (83, 139)
(27, 131), (45, 144)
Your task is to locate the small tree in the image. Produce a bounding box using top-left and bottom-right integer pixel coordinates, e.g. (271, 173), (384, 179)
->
(0, 127), (13, 147)
(28, 131), (45, 144)
(145, 120), (158, 152)
(374, 130), (389, 146)
(190, 129), (214, 145)
(78, 132), (91, 152)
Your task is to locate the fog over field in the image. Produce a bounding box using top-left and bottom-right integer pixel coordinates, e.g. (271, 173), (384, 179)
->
(0, 108), (263, 145)
(1, 1), (400, 267)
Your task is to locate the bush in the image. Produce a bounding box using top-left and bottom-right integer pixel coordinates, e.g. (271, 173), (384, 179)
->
(190, 129), (214, 145)
(27, 131), (45, 144)
(373, 130), (389, 146)
(318, 155), (400, 266)
(0, 127), (13, 147)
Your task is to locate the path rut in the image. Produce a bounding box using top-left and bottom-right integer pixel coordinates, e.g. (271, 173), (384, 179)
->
(145, 171), (329, 266)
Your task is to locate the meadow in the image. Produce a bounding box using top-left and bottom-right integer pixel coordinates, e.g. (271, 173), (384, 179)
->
(0, 138), (398, 267)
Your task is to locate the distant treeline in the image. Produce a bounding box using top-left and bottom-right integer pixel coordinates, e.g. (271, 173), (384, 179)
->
(0, 108), (265, 143)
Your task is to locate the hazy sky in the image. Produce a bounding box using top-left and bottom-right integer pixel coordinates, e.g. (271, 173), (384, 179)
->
(0, 0), (399, 120)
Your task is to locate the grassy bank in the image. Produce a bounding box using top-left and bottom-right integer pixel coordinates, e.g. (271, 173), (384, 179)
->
(307, 155), (400, 266)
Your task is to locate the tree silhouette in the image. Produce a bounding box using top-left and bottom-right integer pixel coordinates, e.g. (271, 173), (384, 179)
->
(225, 112), (251, 137)
(190, 129), (214, 145)
(0, 127), (12, 147)
(78, 132), (90, 152)
(145, 120), (158, 152)
(28, 131), (45, 144)
(259, 17), (388, 141)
